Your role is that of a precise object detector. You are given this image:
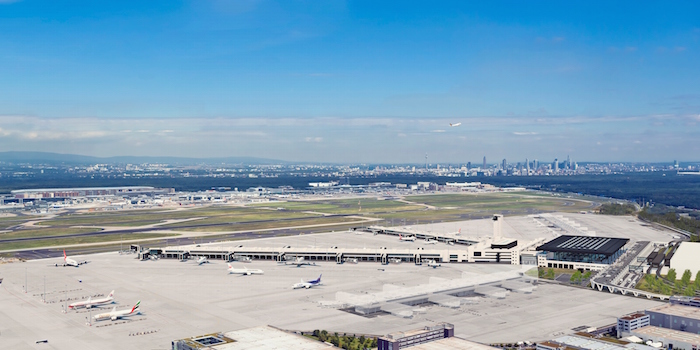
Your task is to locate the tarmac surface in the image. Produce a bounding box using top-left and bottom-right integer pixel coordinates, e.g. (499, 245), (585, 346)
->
(0, 215), (667, 350)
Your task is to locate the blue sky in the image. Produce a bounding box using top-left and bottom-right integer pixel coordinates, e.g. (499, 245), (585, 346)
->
(1, 0), (699, 163)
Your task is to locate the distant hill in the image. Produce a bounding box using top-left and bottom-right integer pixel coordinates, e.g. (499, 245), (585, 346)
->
(0, 151), (286, 165)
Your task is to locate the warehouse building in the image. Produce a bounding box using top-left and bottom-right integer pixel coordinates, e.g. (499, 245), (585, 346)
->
(646, 304), (700, 334)
(377, 323), (454, 350)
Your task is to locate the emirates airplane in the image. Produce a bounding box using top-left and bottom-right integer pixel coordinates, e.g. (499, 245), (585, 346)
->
(93, 301), (141, 321)
(68, 290), (114, 309)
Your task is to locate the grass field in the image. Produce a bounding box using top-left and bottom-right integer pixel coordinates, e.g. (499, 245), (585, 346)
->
(0, 232), (175, 251)
(176, 216), (363, 232)
(0, 227), (102, 240)
(251, 198), (423, 214)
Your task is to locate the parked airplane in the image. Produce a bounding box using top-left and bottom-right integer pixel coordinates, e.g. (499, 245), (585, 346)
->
(426, 260), (442, 268)
(399, 234), (415, 242)
(423, 239), (438, 245)
(57, 250), (88, 267)
(227, 263), (264, 276)
(93, 301), (140, 321)
(196, 256), (209, 265)
(69, 290), (114, 309)
(233, 255), (252, 263)
(449, 122), (462, 127)
(292, 274), (322, 289)
(283, 256), (316, 267)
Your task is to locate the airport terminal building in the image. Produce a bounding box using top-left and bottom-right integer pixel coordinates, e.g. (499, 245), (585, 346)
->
(537, 235), (629, 271)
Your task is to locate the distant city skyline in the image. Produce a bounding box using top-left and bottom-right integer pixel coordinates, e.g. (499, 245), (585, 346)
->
(1, 1), (699, 163)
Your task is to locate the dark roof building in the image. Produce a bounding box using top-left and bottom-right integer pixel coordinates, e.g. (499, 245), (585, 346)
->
(537, 235), (629, 265)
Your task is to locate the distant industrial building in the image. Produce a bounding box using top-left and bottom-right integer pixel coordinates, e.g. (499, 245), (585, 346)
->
(377, 323), (453, 350)
(537, 235), (629, 271)
(11, 186), (173, 199)
(172, 326), (334, 350)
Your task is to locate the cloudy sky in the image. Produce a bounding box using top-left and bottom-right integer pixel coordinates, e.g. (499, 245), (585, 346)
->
(1, 1), (699, 163)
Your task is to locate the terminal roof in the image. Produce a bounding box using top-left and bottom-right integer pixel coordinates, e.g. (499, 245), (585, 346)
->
(537, 235), (629, 256)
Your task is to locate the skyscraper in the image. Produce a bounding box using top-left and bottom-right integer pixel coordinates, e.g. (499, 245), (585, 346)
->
(554, 158), (559, 173)
(482, 156), (487, 169)
(501, 158), (507, 170)
(525, 158), (530, 172)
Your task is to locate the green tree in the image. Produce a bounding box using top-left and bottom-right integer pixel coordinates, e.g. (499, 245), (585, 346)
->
(684, 286), (696, 297)
(682, 269), (692, 286)
(546, 268), (555, 279)
(570, 270), (582, 283)
(695, 271), (700, 289)
(667, 268), (677, 283)
(583, 271), (592, 280)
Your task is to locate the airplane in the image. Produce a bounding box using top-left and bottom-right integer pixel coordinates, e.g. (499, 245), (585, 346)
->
(283, 256), (316, 267)
(227, 263), (264, 276)
(449, 122), (462, 127)
(233, 255), (252, 263)
(196, 256), (209, 265)
(343, 258), (358, 264)
(389, 257), (402, 264)
(426, 260), (442, 268)
(93, 301), (141, 321)
(69, 290), (114, 309)
(57, 250), (88, 267)
(423, 239), (438, 245)
(292, 274), (322, 289)
(399, 234), (415, 242)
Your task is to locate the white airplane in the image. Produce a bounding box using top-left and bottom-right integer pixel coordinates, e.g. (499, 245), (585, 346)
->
(234, 256), (252, 263)
(423, 239), (438, 245)
(292, 274), (322, 289)
(389, 257), (402, 264)
(399, 234), (415, 242)
(93, 301), (141, 321)
(57, 249), (87, 267)
(344, 258), (358, 264)
(284, 256), (315, 267)
(426, 260), (442, 268)
(227, 263), (264, 276)
(196, 256), (209, 265)
(449, 122), (462, 127)
(69, 290), (114, 309)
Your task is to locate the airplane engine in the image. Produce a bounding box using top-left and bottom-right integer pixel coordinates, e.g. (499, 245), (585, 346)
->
(111, 316), (118, 321)
(86, 305), (92, 309)
(305, 285), (310, 289)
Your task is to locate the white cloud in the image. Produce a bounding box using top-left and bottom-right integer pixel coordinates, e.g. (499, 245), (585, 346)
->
(513, 131), (538, 135)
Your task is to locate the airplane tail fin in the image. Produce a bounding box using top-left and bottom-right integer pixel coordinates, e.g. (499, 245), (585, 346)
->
(63, 249), (67, 261)
(108, 290), (114, 298)
(227, 263), (232, 269)
(130, 300), (141, 313)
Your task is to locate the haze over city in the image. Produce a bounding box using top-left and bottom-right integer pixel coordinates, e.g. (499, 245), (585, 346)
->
(1, 1), (699, 162)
